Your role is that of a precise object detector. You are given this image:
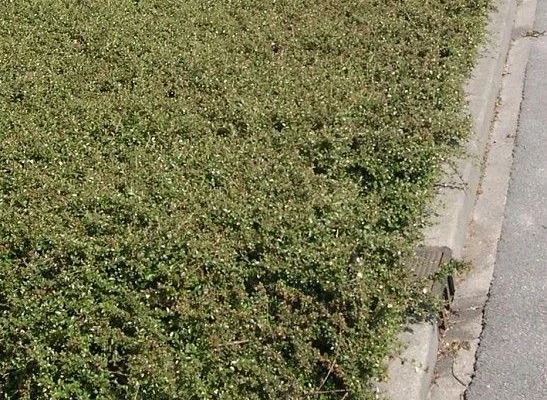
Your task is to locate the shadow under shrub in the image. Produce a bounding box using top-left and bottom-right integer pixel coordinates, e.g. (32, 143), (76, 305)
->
(0, 0), (488, 398)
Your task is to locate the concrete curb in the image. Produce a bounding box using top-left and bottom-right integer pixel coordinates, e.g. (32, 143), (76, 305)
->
(377, 1), (518, 399)
(429, 0), (539, 396)
(423, 0), (517, 258)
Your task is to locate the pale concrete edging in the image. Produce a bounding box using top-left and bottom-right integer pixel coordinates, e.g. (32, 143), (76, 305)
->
(375, 1), (518, 399)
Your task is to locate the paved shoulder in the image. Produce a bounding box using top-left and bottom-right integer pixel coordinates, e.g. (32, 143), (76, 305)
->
(466, 2), (547, 400)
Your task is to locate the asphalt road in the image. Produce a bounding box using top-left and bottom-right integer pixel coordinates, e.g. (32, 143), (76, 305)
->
(465, 2), (547, 399)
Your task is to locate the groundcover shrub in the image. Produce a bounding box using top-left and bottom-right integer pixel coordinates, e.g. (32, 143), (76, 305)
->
(0, 1), (488, 398)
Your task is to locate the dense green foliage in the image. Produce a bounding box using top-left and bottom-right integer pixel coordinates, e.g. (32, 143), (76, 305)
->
(0, 1), (488, 398)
